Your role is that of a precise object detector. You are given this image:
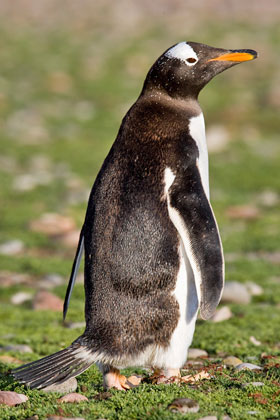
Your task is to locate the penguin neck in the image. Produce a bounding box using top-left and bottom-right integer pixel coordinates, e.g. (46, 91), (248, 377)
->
(142, 80), (200, 101)
(140, 87), (202, 117)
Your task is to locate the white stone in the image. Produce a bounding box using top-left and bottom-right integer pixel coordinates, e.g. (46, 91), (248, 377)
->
(235, 363), (263, 371)
(13, 174), (37, 191)
(169, 397), (199, 413)
(257, 190), (279, 207)
(0, 240), (24, 256)
(206, 125), (230, 153)
(241, 382), (264, 388)
(245, 282), (263, 296)
(211, 306), (233, 323)
(249, 336), (261, 346)
(198, 417), (217, 420)
(188, 348), (208, 359)
(1, 344), (33, 353)
(37, 273), (64, 289)
(42, 377), (78, 394)
(221, 281), (251, 304)
(11, 292), (32, 305)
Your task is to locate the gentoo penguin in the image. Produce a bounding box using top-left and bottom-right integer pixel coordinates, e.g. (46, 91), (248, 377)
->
(13, 41), (257, 390)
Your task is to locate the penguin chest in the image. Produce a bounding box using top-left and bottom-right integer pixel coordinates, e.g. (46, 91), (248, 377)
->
(188, 112), (209, 198)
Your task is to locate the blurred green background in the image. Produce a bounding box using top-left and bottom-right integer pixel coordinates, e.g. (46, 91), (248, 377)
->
(0, 1), (280, 419)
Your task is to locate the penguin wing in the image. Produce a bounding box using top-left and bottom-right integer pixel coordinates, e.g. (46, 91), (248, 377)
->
(166, 165), (224, 320)
(63, 227), (84, 320)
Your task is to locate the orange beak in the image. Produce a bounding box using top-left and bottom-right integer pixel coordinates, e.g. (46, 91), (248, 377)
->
(208, 50), (257, 63)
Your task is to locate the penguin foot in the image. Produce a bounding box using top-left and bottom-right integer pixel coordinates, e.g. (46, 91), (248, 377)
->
(151, 368), (181, 385)
(103, 367), (129, 390)
(103, 367), (142, 390)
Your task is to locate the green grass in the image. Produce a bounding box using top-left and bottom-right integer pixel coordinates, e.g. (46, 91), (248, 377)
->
(0, 21), (280, 420)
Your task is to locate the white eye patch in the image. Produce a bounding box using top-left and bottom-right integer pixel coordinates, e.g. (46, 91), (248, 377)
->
(165, 42), (198, 66)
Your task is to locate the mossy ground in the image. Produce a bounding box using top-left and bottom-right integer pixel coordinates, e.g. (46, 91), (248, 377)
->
(0, 16), (280, 420)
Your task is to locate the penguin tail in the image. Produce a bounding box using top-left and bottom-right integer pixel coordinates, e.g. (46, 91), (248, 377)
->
(11, 342), (97, 389)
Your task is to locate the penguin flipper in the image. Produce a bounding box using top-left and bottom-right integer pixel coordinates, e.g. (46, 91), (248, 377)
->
(63, 228), (84, 320)
(166, 166), (224, 320)
(11, 341), (96, 389)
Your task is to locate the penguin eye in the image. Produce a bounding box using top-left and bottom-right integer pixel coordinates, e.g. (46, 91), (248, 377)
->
(186, 57), (197, 64)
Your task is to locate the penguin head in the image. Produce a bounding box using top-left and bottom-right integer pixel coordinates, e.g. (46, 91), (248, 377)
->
(143, 41), (257, 99)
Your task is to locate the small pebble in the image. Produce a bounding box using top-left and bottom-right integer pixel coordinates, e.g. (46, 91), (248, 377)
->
(11, 292), (32, 305)
(57, 392), (88, 403)
(206, 125), (230, 153)
(0, 240), (24, 256)
(59, 230), (80, 248)
(235, 363), (263, 371)
(0, 344), (33, 353)
(32, 291), (63, 311)
(13, 174), (38, 191)
(47, 417), (85, 420)
(249, 336), (261, 346)
(223, 356), (243, 367)
(37, 273), (64, 290)
(43, 377), (78, 394)
(0, 355), (23, 364)
(168, 398), (199, 413)
(245, 282), (263, 296)
(226, 205), (260, 220)
(241, 382), (264, 388)
(30, 213), (76, 237)
(221, 281), (251, 304)
(0, 334), (14, 339)
(211, 306), (233, 322)
(188, 348), (208, 359)
(0, 390), (28, 406)
(0, 271), (32, 287)
(257, 190), (279, 207)
(198, 416), (217, 420)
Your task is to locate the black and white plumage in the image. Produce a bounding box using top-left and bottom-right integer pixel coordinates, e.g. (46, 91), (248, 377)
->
(12, 41), (257, 390)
